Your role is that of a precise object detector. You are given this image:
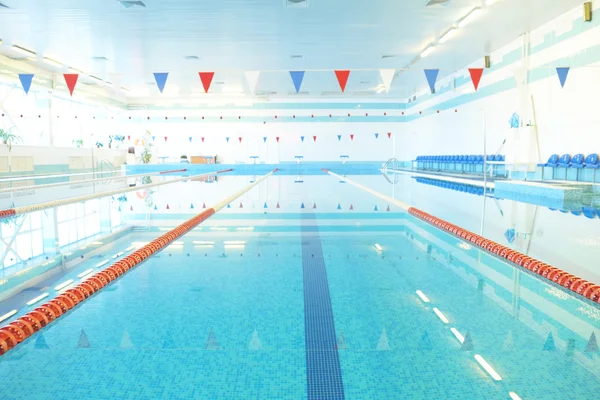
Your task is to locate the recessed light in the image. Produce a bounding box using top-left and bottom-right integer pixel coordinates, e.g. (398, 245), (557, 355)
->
(439, 28), (457, 43)
(458, 8), (482, 28)
(12, 45), (36, 57)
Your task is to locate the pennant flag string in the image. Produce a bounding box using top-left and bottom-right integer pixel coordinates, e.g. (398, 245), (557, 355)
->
(64, 74), (79, 96)
(199, 72), (215, 93)
(290, 71), (305, 94)
(335, 70), (350, 92)
(468, 68), (484, 91)
(424, 69), (439, 94)
(19, 74), (34, 95)
(556, 67), (570, 88)
(153, 72), (169, 93)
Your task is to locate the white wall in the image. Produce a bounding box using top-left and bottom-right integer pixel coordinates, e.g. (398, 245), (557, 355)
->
(0, 145), (127, 171)
(401, 3), (600, 164)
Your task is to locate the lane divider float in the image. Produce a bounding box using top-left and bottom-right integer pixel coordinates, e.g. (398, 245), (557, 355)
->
(408, 207), (600, 303)
(0, 168), (276, 356)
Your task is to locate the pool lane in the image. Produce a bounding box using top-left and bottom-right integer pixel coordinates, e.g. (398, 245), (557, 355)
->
(301, 214), (345, 400)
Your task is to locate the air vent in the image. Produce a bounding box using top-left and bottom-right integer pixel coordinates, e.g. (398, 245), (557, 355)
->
(119, 1), (147, 8)
(92, 56), (109, 61)
(213, 81), (225, 85)
(381, 54), (398, 59)
(359, 81), (371, 84)
(290, 55), (304, 59)
(184, 55), (199, 60)
(285, 0), (308, 8)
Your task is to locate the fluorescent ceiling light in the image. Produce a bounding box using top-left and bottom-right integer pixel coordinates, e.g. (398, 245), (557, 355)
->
(224, 240), (246, 245)
(121, 87), (130, 92)
(474, 354), (502, 381)
(12, 45), (36, 57)
(376, 86), (385, 94)
(77, 268), (94, 278)
(439, 28), (457, 44)
(43, 57), (63, 68)
(89, 75), (102, 82)
(416, 290), (430, 303)
(433, 307), (449, 323)
(193, 241), (215, 245)
(420, 45), (435, 58)
(450, 327), (465, 343)
(0, 310), (18, 323)
(375, 243), (383, 251)
(96, 260), (110, 268)
(458, 8), (482, 28)
(69, 67), (86, 74)
(125, 245), (135, 251)
(508, 393), (522, 400)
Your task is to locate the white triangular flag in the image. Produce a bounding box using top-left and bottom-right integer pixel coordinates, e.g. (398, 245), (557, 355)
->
(380, 69), (395, 92)
(244, 71), (260, 95)
(376, 328), (391, 351)
(248, 330), (263, 350)
(512, 64), (528, 88)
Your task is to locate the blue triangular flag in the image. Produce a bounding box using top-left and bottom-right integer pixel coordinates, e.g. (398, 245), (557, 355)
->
(374, 205), (378, 211)
(226, 137), (230, 143)
(586, 332), (599, 353)
(460, 332), (474, 351)
(35, 333), (49, 349)
(337, 203), (342, 210)
(78, 329), (91, 348)
(189, 137), (192, 142)
(301, 202), (305, 209)
(543, 332), (556, 351)
(227, 203), (231, 208)
(289, 71), (305, 94)
(424, 69), (440, 93)
(154, 205), (157, 210)
(301, 136), (305, 142)
(509, 113), (520, 128)
(504, 229), (515, 244)
(556, 67), (570, 88)
(118, 205), (121, 212)
(263, 202), (268, 209)
(19, 74), (34, 95)
(263, 137), (267, 143)
(153, 72), (169, 93)
(337, 135), (342, 141)
(152, 136), (155, 141)
(374, 133), (379, 139)
(190, 203), (194, 209)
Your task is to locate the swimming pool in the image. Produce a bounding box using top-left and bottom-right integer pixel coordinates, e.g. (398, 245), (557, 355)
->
(0, 172), (599, 399)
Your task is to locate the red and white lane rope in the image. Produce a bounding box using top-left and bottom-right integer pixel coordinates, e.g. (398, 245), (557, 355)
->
(0, 168), (188, 194)
(0, 168), (277, 356)
(322, 168), (600, 302)
(0, 169), (232, 220)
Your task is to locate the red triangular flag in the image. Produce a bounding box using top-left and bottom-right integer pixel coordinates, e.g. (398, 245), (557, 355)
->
(276, 137), (280, 143)
(202, 202), (206, 209)
(386, 206), (390, 212)
(239, 137), (242, 143)
(349, 204), (354, 210)
(164, 136), (168, 142)
(387, 132), (391, 139)
(239, 202), (243, 208)
(335, 70), (350, 92)
(166, 204), (170, 209)
(350, 134), (354, 141)
(63, 74), (79, 96)
(276, 202), (280, 208)
(130, 206), (133, 211)
(199, 72), (215, 93)
(313, 136), (317, 142)
(127, 135), (131, 140)
(313, 202), (317, 209)
(201, 137), (205, 143)
(468, 68), (484, 91)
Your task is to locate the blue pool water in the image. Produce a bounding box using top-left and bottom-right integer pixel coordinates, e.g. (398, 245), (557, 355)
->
(1, 174), (600, 399)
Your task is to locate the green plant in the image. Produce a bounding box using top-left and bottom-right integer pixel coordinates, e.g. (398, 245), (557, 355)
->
(0, 127), (20, 151)
(95, 141), (104, 148)
(72, 139), (84, 148)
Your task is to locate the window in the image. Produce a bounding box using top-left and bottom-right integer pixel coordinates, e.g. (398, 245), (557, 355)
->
(0, 211), (45, 269)
(57, 199), (102, 247)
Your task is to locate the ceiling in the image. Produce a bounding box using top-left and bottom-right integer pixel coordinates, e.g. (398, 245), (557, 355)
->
(0, 0), (585, 104)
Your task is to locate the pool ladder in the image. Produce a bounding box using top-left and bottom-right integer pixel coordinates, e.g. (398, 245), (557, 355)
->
(382, 158), (400, 184)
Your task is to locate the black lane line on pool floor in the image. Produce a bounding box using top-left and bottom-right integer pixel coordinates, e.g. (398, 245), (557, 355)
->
(301, 214), (345, 400)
